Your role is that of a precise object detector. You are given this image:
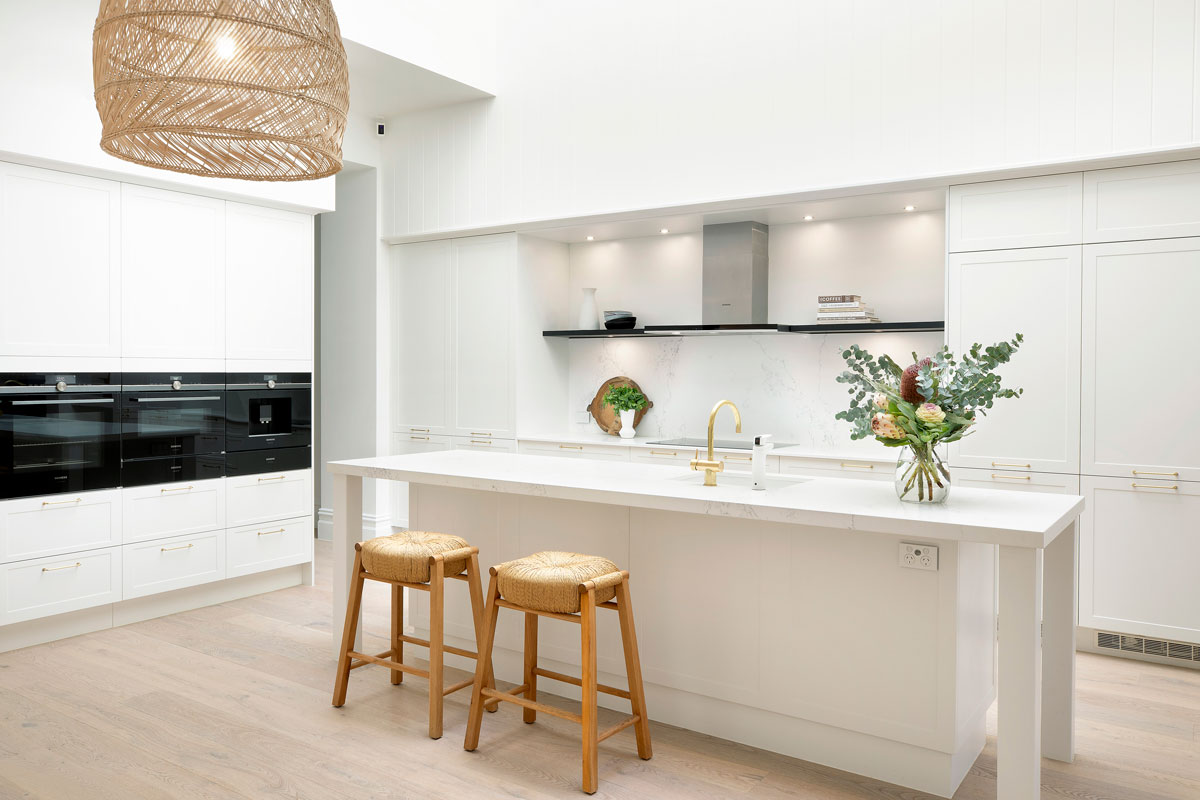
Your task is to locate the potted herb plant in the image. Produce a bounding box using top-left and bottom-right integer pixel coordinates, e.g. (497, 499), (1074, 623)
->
(603, 383), (649, 439)
(834, 335), (1024, 503)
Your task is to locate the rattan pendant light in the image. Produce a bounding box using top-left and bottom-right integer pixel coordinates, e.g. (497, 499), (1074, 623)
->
(93, 0), (349, 181)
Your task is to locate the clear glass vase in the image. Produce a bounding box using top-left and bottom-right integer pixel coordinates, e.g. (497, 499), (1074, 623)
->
(894, 446), (950, 504)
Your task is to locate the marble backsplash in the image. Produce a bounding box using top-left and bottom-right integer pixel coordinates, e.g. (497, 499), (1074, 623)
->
(566, 330), (945, 455)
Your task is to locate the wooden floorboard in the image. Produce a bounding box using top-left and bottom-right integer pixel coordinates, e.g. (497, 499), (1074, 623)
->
(1, 540), (1198, 799)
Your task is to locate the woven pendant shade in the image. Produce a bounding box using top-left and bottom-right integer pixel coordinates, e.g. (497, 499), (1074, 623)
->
(93, 0), (349, 181)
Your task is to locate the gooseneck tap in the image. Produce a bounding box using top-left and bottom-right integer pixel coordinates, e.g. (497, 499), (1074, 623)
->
(690, 399), (742, 486)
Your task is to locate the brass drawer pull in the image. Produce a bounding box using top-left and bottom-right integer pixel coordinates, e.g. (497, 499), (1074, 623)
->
(409, 427), (430, 433)
(257, 475), (286, 482)
(469, 440), (493, 446)
(649, 450), (678, 457)
(725, 455), (751, 462)
(558, 444), (583, 450)
(840, 462), (874, 470)
(1131, 483), (1178, 490)
(991, 474), (1032, 481)
(257, 528), (285, 536)
(42, 562), (81, 573)
(991, 461), (1031, 468)
(469, 432), (492, 437)
(1132, 470), (1179, 477)
(160, 485), (194, 494)
(410, 435), (430, 441)
(41, 497), (82, 507)
(161, 543), (194, 552)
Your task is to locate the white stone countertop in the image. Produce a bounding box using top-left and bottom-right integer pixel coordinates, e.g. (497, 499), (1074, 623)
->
(329, 450), (1083, 549)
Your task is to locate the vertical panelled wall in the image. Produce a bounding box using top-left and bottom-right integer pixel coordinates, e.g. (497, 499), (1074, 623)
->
(383, 0), (1200, 237)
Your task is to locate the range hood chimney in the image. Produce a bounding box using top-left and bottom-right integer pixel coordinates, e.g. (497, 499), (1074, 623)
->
(701, 221), (770, 326)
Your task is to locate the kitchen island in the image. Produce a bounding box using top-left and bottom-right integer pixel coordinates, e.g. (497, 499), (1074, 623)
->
(328, 450), (1083, 799)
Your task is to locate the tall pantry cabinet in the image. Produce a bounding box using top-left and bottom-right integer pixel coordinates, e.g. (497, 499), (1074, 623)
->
(948, 159), (1200, 654)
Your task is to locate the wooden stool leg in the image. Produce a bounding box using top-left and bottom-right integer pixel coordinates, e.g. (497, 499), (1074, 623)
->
(428, 556), (446, 739)
(464, 570), (501, 751)
(465, 552), (498, 712)
(390, 584), (404, 685)
(616, 578), (652, 760)
(580, 587), (599, 794)
(332, 548), (365, 707)
(523, 612), (538, 723)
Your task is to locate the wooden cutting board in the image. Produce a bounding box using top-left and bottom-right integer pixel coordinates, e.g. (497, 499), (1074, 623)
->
(587, 376), (653, 436)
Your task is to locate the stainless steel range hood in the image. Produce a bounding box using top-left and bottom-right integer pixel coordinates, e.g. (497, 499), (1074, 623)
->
(645, 221), (775, 334)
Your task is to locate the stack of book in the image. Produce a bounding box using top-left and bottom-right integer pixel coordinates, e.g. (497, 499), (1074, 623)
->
(816, 295), (880, 324)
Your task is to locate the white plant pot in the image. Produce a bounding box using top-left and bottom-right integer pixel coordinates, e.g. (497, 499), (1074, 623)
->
(578, 287), (600, 330)
(618, 409), (637, 439)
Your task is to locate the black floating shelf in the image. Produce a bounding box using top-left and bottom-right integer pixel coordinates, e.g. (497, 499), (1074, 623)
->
(543, 321), (945, 338)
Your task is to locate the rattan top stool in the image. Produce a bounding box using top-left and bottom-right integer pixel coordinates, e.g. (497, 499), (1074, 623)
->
(463, 551), (652, 794)
(332, 530), (495, 739)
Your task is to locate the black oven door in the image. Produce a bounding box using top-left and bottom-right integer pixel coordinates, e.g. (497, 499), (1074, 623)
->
(121, 390), (224, 459)
(225, 388), (311, 452)
(0, 391), (121, 499)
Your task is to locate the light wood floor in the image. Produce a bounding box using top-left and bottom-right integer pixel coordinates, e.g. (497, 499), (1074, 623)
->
(1, 541), (1198, 799)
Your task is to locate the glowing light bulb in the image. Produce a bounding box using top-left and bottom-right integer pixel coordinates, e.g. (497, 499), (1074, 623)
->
(660, 228), (669, 234)
(586, 235), (594, 241)
(215, 36), (237, 60)
(904, 205), (915, 212)
(803, 215), (813, 221)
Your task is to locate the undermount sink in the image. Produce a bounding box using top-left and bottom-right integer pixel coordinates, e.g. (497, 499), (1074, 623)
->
(667, 472), (811, 491)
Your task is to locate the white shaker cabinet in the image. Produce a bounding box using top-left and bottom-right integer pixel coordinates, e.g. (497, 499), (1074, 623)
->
(947, 173), (1082, 252)
(1079, 476), (1200, 644)
(121, 185), (225, 360)
(388, 432), (452, 529)
(451, 234), (515, 438)
(1084, 159), (1200, 243)
(0, 162), (121, 363)
(225, 202), (313, 366)
(393, 240), (452, 435)
(1082, 238), (1200, 482)
(947, 247), (1081, 474)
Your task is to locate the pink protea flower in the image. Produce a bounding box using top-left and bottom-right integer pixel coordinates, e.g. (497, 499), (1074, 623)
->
(916, 403), (946, 424)
(872, 392), (889, 410)
(871, 412), (906, 440)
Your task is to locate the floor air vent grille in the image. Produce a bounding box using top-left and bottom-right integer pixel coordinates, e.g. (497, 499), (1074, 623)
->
(1096, 630), (1200, 662)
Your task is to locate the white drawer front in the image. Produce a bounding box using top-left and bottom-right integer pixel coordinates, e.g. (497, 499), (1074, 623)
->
(226, 469), (312, 527)
(1084, 159), (1200, 243)
(1, 548), (121, 625)
(630, 448), (775, 474)
(518, 440), (630, 461)
(451, 436), (517, 453)
(777, 456), (893, 482)
(227, 516), (312, 578)
(1, 490), (121, 564)
(122, 479), (225, 543)
(122, 530), (224, 600)
(949, 173), (1083, 251)
(954, 468), (1080, 494)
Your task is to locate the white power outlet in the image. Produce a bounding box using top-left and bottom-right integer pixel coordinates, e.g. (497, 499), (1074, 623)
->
(899, 542), (939, 571)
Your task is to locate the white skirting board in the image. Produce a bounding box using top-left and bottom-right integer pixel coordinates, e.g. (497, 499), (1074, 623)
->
(316, 508), (392, 541)
(0, 564), (304, 654)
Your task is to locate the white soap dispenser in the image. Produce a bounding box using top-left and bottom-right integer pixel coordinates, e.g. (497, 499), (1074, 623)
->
(752, 434), (773, 490)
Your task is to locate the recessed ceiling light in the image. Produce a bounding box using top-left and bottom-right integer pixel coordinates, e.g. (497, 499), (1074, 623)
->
(586, 235), (594, 241)
(660, 228), (669, 234)
(803, 215), (813, 221)
(904, 205), (915, 212)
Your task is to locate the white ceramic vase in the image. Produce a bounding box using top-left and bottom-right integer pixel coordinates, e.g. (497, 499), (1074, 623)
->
(619, 409), (637, 439)
(578, 287), (600, 330)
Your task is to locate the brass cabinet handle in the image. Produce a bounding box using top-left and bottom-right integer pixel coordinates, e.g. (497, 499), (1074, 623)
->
(991, 474), (1032, 481)
(649, 450), (678, 457)
(410, 435), (430, 441)
(469, 440), (492, 446)
(1131, 483), (1178, 490)
(161, 543), (195, 552)
(724, 455), (752, 462)
(840, 462), (874, 470)
(41, 497), (82, 507)
(1132, 470), (1179, 477)
(257, 475), (286, 482)
(42, 561), (81, 572)
(257, 528), (285, 536)
(558, 444), (583, 450)
(160, 485), (194, 493)
(991, 461), (1031, 468)
(409, 427), (430, 433)
(469, 432), (492, 437)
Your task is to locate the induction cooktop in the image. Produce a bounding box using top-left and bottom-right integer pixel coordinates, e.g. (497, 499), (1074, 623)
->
(647, 437), (797, 450)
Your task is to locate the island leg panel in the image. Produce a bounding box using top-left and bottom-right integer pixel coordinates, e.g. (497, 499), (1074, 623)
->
(332, 473), (364, 656)
(997, 544), (1044, 800)
(1041, 521), (1077, 762)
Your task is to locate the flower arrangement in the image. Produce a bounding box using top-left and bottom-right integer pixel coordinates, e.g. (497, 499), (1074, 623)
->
(834, 335), (1024, 502)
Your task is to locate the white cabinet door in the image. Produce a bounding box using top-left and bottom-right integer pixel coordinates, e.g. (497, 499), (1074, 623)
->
(1084, 159), (1200, 243)
(953, 468), (1079, 495)
(0, 547), (121, 625)
(0, 489), (122, 564)
(227, 515), (312, 578)
(948, 173), (1082, 252)
(388, 432), (452, 529)
(122, 530), (224, 600)
(947, 247), (1081, 474)
(226, 202), (313, 365)
(0, 162), (121, 360)
(393, 241), (451, 434)
(1079, 476), (1200, 643)
(517, 440), (630, 461)
(122, 185), (225, 360)
(1083, 239), (1200, 481)
(450, 435), (517, 453)
(121, 479), (225, 544)
(225, 469), (312, 527)
(451, 234), (515, 437)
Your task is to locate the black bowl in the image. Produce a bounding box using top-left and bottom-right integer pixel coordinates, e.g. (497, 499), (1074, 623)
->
(604, 316), (637, 330)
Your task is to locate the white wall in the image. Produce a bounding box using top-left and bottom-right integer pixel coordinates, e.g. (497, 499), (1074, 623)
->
(0, 0), (334, 211)
(569, 234), (703, 327)
(383, 0), (1200, 235)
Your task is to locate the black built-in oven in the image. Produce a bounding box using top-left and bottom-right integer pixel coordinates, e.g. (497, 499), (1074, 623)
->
(225, 373), (311, 476)
(119, 373), (226, 487)
(0, 373), (122, 499)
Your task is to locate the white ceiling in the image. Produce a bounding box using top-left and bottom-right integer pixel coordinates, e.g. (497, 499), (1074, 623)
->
(343, 39), (492, 120)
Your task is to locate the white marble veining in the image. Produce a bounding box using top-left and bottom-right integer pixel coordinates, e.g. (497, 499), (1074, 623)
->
(329, 450), (1082, 548)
